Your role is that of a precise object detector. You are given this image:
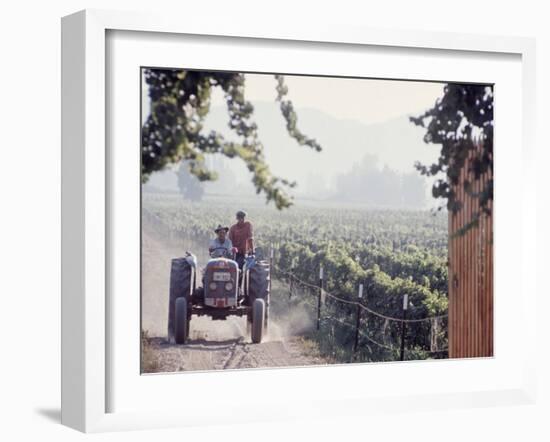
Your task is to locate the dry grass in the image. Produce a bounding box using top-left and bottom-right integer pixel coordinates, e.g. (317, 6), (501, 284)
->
(141, 329), (161, 373)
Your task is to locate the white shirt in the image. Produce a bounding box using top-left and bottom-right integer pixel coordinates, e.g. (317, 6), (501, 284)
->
(208, 237), (233, 257)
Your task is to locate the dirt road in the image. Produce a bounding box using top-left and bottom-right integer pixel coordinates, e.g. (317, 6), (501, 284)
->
(141, 217), (326, 373)
(144, 319), (325, 373)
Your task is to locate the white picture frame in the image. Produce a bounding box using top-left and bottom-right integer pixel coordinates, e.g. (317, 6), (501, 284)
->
(61, 9), (537, 433)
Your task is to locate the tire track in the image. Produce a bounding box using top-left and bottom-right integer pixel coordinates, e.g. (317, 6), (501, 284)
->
(221, 337), (245, 370)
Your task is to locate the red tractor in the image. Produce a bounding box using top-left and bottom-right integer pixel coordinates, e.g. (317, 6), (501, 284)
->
(167, 248), (271, 344)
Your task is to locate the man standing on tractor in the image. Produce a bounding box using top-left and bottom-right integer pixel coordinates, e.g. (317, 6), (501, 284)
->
(229, 210), (255, 268)
(209, 225), (235, 258)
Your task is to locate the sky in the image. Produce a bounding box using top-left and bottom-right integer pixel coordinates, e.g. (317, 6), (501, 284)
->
(141, 71), (443, 130)
(209, 74), (444, 126)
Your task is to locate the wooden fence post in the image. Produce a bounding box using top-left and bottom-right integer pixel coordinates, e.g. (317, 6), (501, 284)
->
(317, 266), (324, 330)
(400, 294), (409, 361)
(353, 284), (364, 353)
(430, 317), (438, 352)
(289, 266), (294, 299)
(269, 246), (274, 294)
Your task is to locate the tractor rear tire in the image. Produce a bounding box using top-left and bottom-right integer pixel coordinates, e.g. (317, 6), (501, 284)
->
(175, 297), (189, 344)
(247, 260), (270, 336)
(251, 298), (265, 344)
(247, 260), (270, 301)
(168, 258), (193, 342)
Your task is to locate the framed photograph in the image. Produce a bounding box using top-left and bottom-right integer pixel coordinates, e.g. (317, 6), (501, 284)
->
(61, 9), (537, 432)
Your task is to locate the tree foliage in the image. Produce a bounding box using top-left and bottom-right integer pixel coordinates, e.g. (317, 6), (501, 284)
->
(335, 154), (427, 208)
(142, 69), (321, 209)
(410, 84), (494, 230)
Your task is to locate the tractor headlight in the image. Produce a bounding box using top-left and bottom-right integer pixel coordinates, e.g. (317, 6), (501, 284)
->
(209, 282), (218, 291)
(225, 282), (233, 291)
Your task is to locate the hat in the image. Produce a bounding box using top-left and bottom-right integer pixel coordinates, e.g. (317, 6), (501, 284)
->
(214, 224), (229, 233)
(236, 210), (247, 218)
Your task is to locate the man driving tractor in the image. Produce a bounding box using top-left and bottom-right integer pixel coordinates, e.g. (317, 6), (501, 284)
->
(208, 225), (236, 258)
(229, 210), (255, 269)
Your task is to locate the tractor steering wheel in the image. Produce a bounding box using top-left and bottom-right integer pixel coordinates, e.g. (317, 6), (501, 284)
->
(209, 246), (233, 259)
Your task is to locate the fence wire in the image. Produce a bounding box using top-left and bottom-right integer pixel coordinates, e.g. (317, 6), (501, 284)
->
(275, 265), (448, 354)
(275, 265), (448, 324)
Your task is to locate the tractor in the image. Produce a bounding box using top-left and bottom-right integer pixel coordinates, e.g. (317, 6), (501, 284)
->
(167, 247), (271, 344)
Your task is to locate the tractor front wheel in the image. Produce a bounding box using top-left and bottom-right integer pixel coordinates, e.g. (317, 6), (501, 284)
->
(175, 297), (189, 344)
(251, 298), (265, 344)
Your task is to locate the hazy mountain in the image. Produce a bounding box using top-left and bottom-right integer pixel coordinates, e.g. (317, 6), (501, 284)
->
(203, 102), (438, 184)
(145, 102), (441, 207)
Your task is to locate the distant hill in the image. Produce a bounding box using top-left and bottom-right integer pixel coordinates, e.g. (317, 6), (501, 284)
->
(145, 102), (441, 207)
(202, 102), (439, 187)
